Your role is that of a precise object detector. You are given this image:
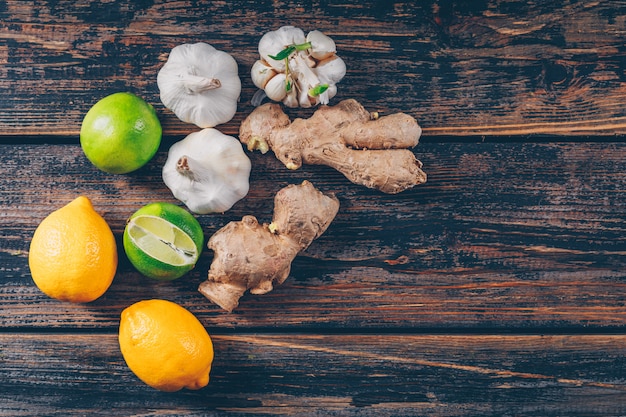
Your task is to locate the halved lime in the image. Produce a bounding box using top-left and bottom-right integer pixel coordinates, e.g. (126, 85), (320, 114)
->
(123, 203), (204, 280)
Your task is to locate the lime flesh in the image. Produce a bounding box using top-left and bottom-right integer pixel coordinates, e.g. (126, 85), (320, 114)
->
(127, 216), (197, 267)
(123, 203), (204, 281)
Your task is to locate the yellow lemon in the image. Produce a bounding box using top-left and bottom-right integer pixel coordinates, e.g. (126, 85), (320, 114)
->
(28, 196), (118, 303)
(118, 299), (214, 392)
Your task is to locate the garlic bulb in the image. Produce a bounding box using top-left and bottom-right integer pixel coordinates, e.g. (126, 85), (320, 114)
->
(251, 26), (346, 108)
(157, 43), (242, 128)
(162, 128), (251, 214)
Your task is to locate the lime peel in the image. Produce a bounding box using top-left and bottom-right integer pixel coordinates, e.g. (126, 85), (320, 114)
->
(80, 92), (162, 174)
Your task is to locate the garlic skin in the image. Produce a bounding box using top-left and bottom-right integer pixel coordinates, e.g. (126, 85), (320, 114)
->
(251, 26), (346, 108)
(162, 128), (251, 214)
(158, 43), (242, 128)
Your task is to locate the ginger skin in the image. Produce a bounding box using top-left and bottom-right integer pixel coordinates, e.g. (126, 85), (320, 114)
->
(198, 181), (340, 312)
(239, 99), (427, 194)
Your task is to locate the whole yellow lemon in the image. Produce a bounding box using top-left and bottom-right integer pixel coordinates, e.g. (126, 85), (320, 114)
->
(118, 299), (214, 392)
(28, 196), (118, 303)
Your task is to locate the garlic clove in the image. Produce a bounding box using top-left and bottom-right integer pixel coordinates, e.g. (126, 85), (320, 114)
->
(282, 87), (299, 108)
(251, 60), (277, 89)
(306, 30), (337, 61)
(315, 55), (347, 85)
(298, 88), (315, 108)
(264, 73), (289, 102)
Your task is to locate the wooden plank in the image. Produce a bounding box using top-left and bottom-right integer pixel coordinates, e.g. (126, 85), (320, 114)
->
(1, 1), (626, 137)
(2, 333), (626, 416)
(1, 142), (624, 329)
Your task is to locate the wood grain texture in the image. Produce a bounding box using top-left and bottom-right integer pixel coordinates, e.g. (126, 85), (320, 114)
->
(1, 141), (624, 330)
(2, 333), (626, 416)
(1, 1), (626, 137)
(2, 2), (626, 415)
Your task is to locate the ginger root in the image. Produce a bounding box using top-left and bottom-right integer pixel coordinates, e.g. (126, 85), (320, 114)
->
(240, 99), (427, 194)
(198, 180), (339, 312)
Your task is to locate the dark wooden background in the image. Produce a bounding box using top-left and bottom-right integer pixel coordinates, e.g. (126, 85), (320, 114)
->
(1, 1), (626, 416)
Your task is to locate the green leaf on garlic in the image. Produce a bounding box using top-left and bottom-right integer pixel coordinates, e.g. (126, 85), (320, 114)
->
(157, 43), (242, 128)
(268, 45), (297, 61)
(162, 129), (251, 214)
(308, 83), (329, 97)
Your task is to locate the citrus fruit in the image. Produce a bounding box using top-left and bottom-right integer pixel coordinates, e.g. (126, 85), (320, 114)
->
(123, 202), (203, 280)
(80, 92), (162, 174)
(118, 299), (214, 392)
(28, 196), (118, 303)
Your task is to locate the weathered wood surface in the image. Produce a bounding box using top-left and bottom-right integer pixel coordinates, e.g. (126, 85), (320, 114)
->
(2, 1), (626, 416)
(1, 142), (625, 330)
(1, 1), (626, 137)
(3, 334), (626, 416)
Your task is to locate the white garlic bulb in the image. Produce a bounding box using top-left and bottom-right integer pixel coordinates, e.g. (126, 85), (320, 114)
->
(162, 128), (251, 214)
(157, 42), (242, 128)
(250, 26), (346, 108)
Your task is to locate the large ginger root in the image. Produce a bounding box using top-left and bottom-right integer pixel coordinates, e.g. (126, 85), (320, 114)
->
(198, 180), (340, 312)
(240, 99), (427, 194)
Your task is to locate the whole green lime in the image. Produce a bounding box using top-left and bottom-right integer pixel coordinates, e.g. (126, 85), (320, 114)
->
(123, 202), (204, 281)
(80, 92), (162, 174)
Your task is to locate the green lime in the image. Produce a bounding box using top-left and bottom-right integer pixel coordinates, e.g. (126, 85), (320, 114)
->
(80, 92), (162, 174)
(123, 202), (204, 281)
